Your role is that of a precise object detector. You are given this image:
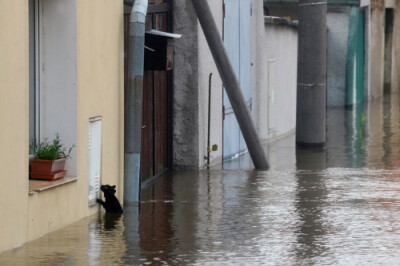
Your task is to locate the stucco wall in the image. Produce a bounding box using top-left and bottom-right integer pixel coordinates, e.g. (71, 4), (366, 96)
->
(0, 0), (124, 252)
(261, 18), (298, 142)
(327, 7), (351, 107)
(197, 1), (224, 168)
(27, 0), (124, 242)
(252, 0), (268, 142)
(172, 0), (200, 169)
(0, 1), (30, 252)
(370, 1), (385, 98)
(76, 0), (124, 197)
(391, 4), (400, 92)
(172, 0), (223, 169)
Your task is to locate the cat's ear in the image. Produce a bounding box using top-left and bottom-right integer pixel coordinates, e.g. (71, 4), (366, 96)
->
(112, 185), (116, 189)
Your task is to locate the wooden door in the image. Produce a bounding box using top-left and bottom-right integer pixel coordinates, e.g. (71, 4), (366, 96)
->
(124, 2), (171, 184)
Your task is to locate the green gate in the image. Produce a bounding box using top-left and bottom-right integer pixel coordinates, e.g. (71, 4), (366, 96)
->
(345, 7), (365, 107)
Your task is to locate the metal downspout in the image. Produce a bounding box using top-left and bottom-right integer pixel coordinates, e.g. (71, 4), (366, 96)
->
(124, 0), (148, 205)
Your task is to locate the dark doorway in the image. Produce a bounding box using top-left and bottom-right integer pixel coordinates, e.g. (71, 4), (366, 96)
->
(124, 1), (172, 184)
(384, 8), (394, 93)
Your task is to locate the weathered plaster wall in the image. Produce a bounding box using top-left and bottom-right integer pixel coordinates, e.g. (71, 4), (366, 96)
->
(327, 7), (351, 107)
(197, 0), (224, 168)
(0, 0), (30, 252)
(252, 0), (268, 141)
(370, 0), (385, 98)
(172, 0), (199, 169)
(262, 18), (298, 141)
(172, 0), (223, 169)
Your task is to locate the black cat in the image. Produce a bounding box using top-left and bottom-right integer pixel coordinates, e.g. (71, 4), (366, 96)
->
(96, 185), (123, 213)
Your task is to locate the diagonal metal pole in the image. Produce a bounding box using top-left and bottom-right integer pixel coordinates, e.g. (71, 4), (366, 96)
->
(191, 0), (269, 170)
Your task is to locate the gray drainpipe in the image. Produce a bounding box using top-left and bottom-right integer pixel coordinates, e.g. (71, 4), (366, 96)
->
(124, 0), (148, 205)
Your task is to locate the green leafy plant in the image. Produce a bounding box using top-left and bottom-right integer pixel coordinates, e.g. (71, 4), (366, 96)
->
(30, 133), (75, 160)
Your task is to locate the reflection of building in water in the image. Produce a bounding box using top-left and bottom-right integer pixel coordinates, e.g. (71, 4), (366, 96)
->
(344, 103), (366, 168)
(169, 170), (275, 262)
(326, 108), (348, 167)
(169, 171), (200, 264)
(366, 96), (387, 169)
(294, 147), (328, 263)
(194, 171), (224, 252)
(327, 93), (400, 170)
(138, 175), (174, 263)
(389, 93), (400, 167)
(327, 104), (366, 168)
(382, 95), (393, 168)
(379, 93), (400, 168)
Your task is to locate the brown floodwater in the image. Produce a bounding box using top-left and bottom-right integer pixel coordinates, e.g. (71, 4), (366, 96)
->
(1, 93), (400, 265)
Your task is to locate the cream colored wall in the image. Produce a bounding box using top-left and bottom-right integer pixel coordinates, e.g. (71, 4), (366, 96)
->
(0, 1), (30, 252)
(27, 0), (124, 243)
(0, 0), (124, 253)
(75, 0), (124, 200)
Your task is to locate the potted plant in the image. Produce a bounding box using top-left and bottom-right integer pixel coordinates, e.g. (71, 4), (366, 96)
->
(30, 133), (75, 180)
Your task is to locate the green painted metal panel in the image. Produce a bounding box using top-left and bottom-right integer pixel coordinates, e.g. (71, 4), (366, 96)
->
(355, 10), (364, 104)
(345, 6), (359, 107)
(345, 7), (364, 107)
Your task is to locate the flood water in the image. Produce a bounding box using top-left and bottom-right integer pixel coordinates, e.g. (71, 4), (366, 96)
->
(1, 93), (400, 265)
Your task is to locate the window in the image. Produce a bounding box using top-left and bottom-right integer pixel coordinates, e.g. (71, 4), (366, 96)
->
(28, 0), (78, 176)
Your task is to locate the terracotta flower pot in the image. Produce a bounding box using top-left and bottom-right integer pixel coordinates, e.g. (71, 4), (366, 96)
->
(30, 158), (68, 180)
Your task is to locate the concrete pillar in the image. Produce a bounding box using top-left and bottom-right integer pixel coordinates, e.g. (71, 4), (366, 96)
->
(296, 0), (327, 147)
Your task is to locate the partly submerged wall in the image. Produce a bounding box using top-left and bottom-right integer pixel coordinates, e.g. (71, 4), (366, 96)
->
(172, 0), (224, 169)
(0, 0), (124, 253)
(0, 0), (30, 252)
(258, 16), (298, 142)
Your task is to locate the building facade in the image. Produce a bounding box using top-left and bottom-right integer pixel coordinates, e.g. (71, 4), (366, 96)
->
(0, 0), (124, 252)
(1, 0), (321, 252)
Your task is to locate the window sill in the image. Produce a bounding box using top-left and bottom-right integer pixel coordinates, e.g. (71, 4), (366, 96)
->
(29, 177), (78, 195)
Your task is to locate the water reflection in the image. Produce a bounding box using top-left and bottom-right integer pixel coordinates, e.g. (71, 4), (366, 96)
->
(295, 147), (328, 263)
(327, 102), (366, 168)
(1, 94), (400, 265)
(366, 93), (400, 168)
